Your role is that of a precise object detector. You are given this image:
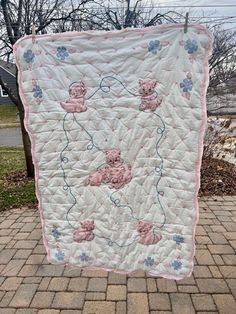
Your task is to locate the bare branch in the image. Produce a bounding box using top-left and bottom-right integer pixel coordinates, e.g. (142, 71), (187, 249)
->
(36, 0), (92, 33)
(108, 11), (122, 29)
(0, 0), (15, 44)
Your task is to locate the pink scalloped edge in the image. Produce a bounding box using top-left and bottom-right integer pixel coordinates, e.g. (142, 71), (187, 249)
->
(13, 24), (213, 280)
(186, 26), (214, 279)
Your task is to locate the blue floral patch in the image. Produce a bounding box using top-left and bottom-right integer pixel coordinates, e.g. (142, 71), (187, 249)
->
(184, 39), (198, 54)
(172, 259), (182, 270)
(148, 40), (162, 54)
(173, 235), (184, 245)
(56, 47), (69, 60)
(52, 227), (61, 239)
(23, 49), (35, 63)
(55, 249), (65, 261)
(79, 253), (89, 262)
(32, 85), (42, 98)
(144, 256), (155, 267)
(180, 78), (193, 92)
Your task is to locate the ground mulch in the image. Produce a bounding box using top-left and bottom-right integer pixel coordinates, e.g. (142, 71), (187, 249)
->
(1, 170), (37, 210)
(2, 170), (34, 187)
(199, 157), (236, 196)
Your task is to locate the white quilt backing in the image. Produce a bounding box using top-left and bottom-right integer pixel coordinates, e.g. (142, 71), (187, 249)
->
(14, 25), (212, 279)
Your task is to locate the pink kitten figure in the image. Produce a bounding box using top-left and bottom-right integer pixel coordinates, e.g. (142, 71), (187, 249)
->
(139, 79), (162, 111)
(98, 165), (112, 183)
(105, 149), (122, 167)
(137, 221), (162, 245)
(108, 163), (132, 189)
(73, 220), (95, 243)
(60, 81), (87, 113)
(85, 149), (132, 189)
(85, 171), (103, 187)
(104, 149), (132, 189)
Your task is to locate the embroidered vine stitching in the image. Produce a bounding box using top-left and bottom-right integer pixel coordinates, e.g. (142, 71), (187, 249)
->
(59, 76), (166, 248)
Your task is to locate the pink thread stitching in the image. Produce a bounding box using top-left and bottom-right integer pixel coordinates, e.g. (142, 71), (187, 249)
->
(139, 79), (162, 111)
(73, 220), (95, 243)
(137, 221), (162, 245)
(85, 149), (132, 189)
(60, 81), (87, 113)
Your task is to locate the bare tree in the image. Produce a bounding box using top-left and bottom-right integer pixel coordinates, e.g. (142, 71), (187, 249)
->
(0, 0), (90, 177)
(51, 0), (183, 32)
(0, 0), (183, 178)
(209, 27), (236, 89)
(207, 26), (236, 115)
(79, 0), (182, 30)
(2, 0), (234, 176)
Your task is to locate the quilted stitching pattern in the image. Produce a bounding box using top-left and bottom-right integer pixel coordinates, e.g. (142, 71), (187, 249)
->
(14, 25), (213, 279)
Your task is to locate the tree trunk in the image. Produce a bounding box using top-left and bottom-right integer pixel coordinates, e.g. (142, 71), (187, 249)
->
(15, 68), (34, 178)
(17, 100), (35, 177)
(16, 70), (34, 178)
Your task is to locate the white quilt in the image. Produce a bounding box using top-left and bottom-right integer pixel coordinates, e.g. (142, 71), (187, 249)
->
(14, 24), (213, 279)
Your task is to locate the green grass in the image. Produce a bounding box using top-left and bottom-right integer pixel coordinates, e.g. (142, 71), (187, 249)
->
(0, 105), (20, 127)
(0, 183), (36, 209)
(0, 147), (36, 210)
(0, 147), (25, 175)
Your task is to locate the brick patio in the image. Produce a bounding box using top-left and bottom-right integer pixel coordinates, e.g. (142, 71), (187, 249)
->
(0, 196), (236, 313)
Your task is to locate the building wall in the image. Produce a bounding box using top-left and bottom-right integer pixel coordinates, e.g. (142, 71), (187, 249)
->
(0, 67), (17, 105)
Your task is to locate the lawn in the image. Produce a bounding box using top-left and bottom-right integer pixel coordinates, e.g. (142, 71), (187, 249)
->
(0, 147), (36, 210)
(0, 105), (20, 127)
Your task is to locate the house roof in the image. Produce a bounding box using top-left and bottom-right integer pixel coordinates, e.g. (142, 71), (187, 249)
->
(0, 59), (16, 76)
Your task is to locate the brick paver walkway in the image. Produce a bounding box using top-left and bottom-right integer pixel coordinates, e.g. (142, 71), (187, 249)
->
(0, 196), (236, 313)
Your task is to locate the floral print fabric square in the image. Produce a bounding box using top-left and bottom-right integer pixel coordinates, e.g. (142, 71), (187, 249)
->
(14, 25), (212, 279)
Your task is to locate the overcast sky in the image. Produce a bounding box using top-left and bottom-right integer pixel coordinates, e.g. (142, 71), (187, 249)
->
(92, 1), (236, 30)
(149, 0), (236, 30)
(153, 0), (236, 17)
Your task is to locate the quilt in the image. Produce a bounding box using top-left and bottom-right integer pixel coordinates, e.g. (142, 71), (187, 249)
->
(14, 24), (213, 279)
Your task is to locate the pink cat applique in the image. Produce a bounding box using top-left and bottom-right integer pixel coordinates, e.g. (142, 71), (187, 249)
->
(73, 220), (95, 243)
(85, 149), (132, 189)
(85, 172), (103, 187)
(60, 81), (87, 113)
(137, 221), (162, 245)
(139, 79), (162, 111)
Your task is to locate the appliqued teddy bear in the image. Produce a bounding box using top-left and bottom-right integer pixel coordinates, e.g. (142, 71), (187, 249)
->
(73, 220), (95, 243)
(60, 81), (87, 113)
(137, 221), (162, 245)
(85, 149), (132, 189)
(139, 79), (162, 111)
